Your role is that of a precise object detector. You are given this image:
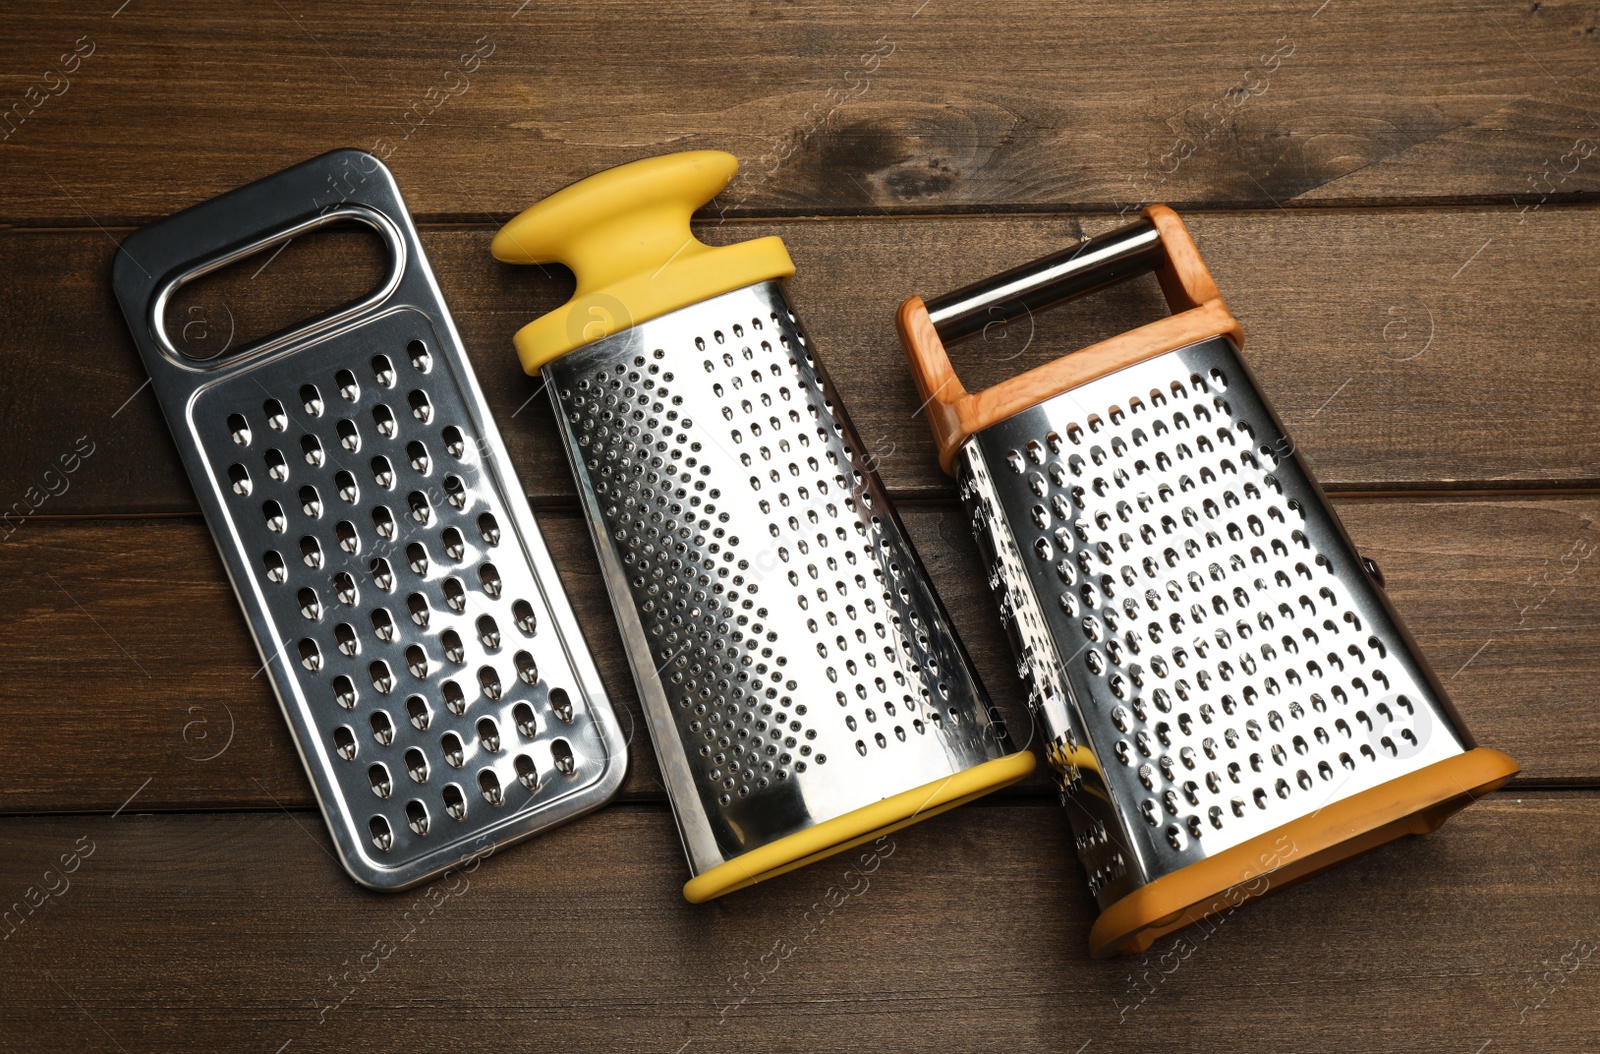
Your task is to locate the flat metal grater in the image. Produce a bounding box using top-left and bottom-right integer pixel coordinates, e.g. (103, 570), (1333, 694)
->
(491, 151), (1035, 902)
(112, 149), (627, 890)
(897, 207), (1520, 957)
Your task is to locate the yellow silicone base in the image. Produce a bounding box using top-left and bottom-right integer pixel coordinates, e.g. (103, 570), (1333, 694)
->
(682, 751), (1038, 903)
(1088, 746), (1520, 958)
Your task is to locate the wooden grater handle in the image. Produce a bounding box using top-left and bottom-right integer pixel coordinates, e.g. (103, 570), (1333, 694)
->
(897, 205), (1243, 475)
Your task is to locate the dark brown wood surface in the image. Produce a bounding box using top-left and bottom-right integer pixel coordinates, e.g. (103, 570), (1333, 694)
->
(6, 209), (1600, 516)
(1, 1), (1596, 1050)
(0, 798), (1595, 1053)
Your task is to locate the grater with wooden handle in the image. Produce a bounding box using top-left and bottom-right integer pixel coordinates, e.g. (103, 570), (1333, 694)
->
(897, 207), (1519, 957)
(112, 149), (628, 890)
(492, 151), (1036, 902)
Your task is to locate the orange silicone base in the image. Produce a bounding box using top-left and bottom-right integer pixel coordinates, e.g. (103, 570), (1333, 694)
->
(1089, 746), (1520, 958)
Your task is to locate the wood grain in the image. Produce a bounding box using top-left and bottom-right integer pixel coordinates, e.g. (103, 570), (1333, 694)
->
(6, 206), (1600, 520)
(3, 1), (1599, 224)
(2, 496), (1593, 815)
(0, 796), (1589, 1053)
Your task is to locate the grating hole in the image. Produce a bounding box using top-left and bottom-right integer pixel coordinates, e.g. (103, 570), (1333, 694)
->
(335, 368), (360, 402)
(299, 535), (323, 568)
(298, 484), (322, 518)
(479, 562), (502, 597)
(408, 490), (432, 524)
(370, 709), (395, 745)
(368, 762), (393, 799)
(478, 666), (503, 702)
(477, 717), (501, 753)
(227, 413), (251, 446)
(334, 470), (359, 504)
(333, 724), (357, 760)
(441, 629), (465, 664)
(477, 512), (500, 546)
(549, 686), (573, 723)
(477, 615), (501, 651)
(406, 440), (430, 474)
(369, 815), (393, 852)
(405, 695), (431, 731)
(298, 637), (322, 671)
(442, 526), (465, 561)
(333, 622), (358, 656)
(552, 738), (576, 776)
(406, 799), (430, 836)
(406, 592), (430, 627)
(442, 425), (465, 458)
(512, 701), (537, 738)
(336, 419), (360, 453)
(406, 541), (429, 575)
(443, 577), (467, 612)
(512, 599), (536, 635)
(263, 398), (288, 431)
(372, 505), (396, 541)
(333, 675), (357, 710)
(441, 730), (465, 767)
(263, 500), (287, 533)
(370, 659), (395, 695)
(370, 455), (395, 489)
(264, 448), (288, 482)
(442, 680), (466, 715)
(443, 475), (466, 509)
(408, 390), (432, 422)
(408, 339), (432, 373)
(297, 587), (321, 620)
(300, 433), (324, 467)
(373, 403), (398, 439)
(370, 557), (395, 591)
(478, 768), (504, 806)
(442, 783), (467, 820)
(336, 520), (360, 555)
(514, 649), (537, 685)
(263, 550), (287, 583)
(227, 463), (252, 496)
(405, 747), (429, 784)
(370, 607), (396, 642)
(300, 383), (323, 416)
(333, 571), (358, 606)
(371, 354), (396, 388)
(514, 754), (539, 791)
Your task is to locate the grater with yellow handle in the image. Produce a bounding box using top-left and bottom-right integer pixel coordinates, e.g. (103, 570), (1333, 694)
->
(493, 151), (1036, 902)
(897, 206), (1519, 957)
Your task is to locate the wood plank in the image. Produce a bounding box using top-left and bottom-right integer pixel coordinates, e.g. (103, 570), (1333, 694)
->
(1, 496), (1593, 815)
(6, 206), (1600, 520)
(0, 795), (1590, 1052)
(3, 1), (1598, 223)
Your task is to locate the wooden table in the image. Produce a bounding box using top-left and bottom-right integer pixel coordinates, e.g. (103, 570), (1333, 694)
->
(2, 2), (1597, 1050)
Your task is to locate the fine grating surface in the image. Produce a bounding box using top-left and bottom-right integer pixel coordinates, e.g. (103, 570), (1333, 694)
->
(547, 281), (1014, 873)
(959, 337), (1468, 907)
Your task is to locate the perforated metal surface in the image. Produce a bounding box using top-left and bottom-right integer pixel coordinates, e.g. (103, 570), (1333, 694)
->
(957, 337), (1470, 907)
(545, 281), (1015, 876)
(114, 151), (625, 889)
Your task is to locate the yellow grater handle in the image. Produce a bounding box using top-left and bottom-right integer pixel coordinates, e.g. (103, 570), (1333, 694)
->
(491, 150), (796, 374)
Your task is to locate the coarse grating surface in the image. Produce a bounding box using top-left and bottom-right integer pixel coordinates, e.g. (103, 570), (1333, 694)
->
(957, 337), (1469, 907)
(113, 151), (624, 889)
(190, 307), (622, 882)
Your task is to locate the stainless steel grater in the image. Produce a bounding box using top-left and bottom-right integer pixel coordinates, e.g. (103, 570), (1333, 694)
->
(898, 206), (1519, 957)
(492, 151), (1035, 902)
(112, 149), (627, 890)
